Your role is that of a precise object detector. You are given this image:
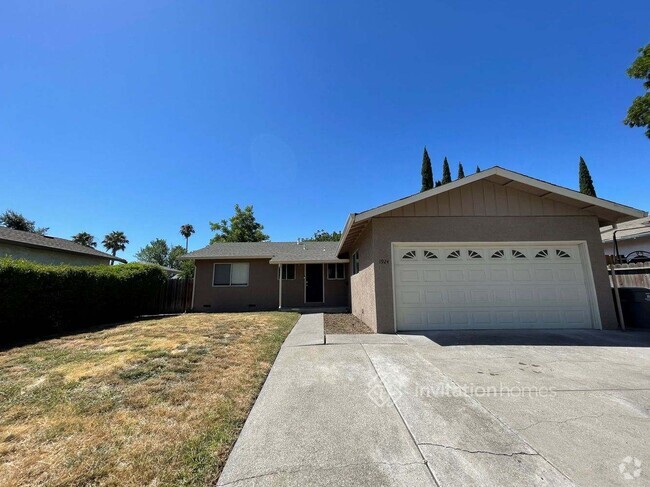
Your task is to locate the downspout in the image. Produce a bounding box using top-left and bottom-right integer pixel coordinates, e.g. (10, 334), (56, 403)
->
(278, 264), (282, 310)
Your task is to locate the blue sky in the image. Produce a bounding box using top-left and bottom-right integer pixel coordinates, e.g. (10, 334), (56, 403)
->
(1, 1), (648, 261)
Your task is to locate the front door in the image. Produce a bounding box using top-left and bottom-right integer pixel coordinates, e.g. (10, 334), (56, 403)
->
(305, 264), (324, 303)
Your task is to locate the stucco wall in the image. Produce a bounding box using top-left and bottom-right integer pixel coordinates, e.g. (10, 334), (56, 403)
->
(193, 259), (349, 311)
(349, 222), (378, 331)
(358, 215), (616, 333)
(0, 243), (111, 266)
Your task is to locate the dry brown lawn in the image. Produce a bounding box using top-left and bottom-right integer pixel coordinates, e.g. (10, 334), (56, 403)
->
(0, 312), (298, 487)
(324, 313), (373, 334)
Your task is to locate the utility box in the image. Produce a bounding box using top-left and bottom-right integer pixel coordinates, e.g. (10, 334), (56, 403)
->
(616, 287), (650, 329)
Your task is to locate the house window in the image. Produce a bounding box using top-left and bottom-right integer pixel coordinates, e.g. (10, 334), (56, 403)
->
(278, 264), (295, 280)
(213, 263), (249, 286)
(352, 250), (360, 275)
(327, 263), (345, 280)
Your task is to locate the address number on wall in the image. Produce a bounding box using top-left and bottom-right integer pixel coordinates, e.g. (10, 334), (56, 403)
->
(379, 259), (390, 264)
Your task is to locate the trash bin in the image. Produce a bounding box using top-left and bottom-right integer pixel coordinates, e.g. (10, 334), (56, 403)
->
(616, 287), (650, 329)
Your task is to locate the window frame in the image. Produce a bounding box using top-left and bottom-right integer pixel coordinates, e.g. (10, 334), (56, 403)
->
(327, 263), (346, 280)
(351, 250), (360, 275)
(212, 262), (250, 287)
(277, 263), (296, 280)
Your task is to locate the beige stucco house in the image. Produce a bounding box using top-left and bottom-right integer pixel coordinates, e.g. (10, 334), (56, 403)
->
(183, 167), (645, 333)
(0, 227), (126, 266)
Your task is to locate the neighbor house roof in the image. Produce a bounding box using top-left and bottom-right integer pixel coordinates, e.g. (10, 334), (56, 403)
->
(181, 241), (348, 264)
(337, 166), (647, 256)
(601, 217), (650, 243)
(0, 227), (127, 263)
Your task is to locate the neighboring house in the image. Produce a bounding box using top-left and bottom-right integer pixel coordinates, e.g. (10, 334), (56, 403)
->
(600, 217), (650, 261)
(0, 227), (126, 266)
(183, 167), (646, 333)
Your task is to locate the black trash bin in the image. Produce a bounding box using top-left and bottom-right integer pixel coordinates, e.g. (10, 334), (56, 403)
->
(616, 287), (650, 328)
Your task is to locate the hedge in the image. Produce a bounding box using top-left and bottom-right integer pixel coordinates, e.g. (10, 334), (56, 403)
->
(0, 259), (168, 342)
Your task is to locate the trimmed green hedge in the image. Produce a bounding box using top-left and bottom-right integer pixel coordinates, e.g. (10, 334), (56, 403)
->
(0, 259), (167, 342)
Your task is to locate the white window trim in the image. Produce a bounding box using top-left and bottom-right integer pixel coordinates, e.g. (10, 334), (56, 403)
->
(212, 262), (250, 287)
(278, 263), (296, 280)
(327, 263), (346, 280)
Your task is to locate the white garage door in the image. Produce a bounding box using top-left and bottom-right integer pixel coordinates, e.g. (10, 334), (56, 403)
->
(393, 243), (597, 331)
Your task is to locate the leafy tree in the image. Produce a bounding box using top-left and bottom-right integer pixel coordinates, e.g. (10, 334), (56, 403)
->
(302, 229), (342, 242)
(72, 232), (97, 248)
(624, 43), (650, 138)
(135, 238), (170, 266)
(103, 231), (129, 257)
(578, 157), (597, 197)
(441, 157), (452, 184)
(168, 245), (187, 270)
(0, 210), (49, 235)
(420, 147), (433, 192)
(476, 165), (481, 173)
(210, 204), (269, 244)
(457, 162), (465, 179)
(179, 224), (195, 251)
(435, 180), (442, 187)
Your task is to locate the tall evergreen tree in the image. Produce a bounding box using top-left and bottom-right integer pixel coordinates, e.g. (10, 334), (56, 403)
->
(457, 162), (465, 179)
(578, 157), (597, 197)
(441, 157), (452, 184)
(420, 147), (433, 192)
(476, 165), (481, 173)
(435, 180), (442, 187)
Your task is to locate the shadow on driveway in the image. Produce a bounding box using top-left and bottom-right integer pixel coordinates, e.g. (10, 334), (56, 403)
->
(401, 329), (650, 347)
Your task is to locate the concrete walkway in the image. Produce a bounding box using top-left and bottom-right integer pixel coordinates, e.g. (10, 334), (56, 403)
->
(218, 315), (650, 486)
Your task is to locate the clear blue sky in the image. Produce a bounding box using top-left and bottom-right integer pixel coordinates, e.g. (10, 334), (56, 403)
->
(1, 1), (648, 261)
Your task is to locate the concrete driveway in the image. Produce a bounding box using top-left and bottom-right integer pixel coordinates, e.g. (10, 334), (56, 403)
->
(217, 315), (650, 486)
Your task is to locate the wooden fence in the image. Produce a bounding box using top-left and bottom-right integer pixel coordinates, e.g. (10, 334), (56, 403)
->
(150, 278), (193, 314)
(607, 262), (650, 289)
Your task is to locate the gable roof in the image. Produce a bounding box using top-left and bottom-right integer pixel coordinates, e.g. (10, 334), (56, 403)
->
(181, 241), (348, 264)
(338, 166), (646, 255)
(601, 217), (650, 243)
(0, 227), (127, 263)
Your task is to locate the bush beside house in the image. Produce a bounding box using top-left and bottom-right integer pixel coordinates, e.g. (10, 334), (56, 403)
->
(0, 259), (167, 342)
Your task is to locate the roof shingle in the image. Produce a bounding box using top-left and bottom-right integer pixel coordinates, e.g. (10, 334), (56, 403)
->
(181, 241), (347, 263)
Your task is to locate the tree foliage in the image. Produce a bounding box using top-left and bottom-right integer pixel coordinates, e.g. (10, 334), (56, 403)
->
(457, 162), (465, 179)
(135, 238), (170, 266)
(103, 231), (129, 257)
(302, 229), (342, 242)
(420, 147), (433, 192)
(476, 165), (481, 173)
(441, 157), (452, 184)
(578, 157), (597, 197)
(179, 223), (195, 251)
(71, 232), (97, 248)
(0, 209), (49, 235)
(624, 43), (650, 138)
(210, 204), (269, 244)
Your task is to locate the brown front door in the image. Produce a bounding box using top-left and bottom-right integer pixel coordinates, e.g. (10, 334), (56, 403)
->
(305, 264), (323, 303)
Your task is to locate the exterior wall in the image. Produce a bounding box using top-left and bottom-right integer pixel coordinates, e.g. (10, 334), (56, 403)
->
(366, 215), (617, 333)
(192, 259), (350, 312)
(602, 236), (650, 258)
(0, 242), (111, 266)
(349, 222), (378, 331)
(379, 180), (591, 219)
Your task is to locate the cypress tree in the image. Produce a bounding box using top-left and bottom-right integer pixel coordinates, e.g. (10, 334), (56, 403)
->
(435, 180), (442, 187)
(476, 165), (481, 173)
(457, 162), (465, 179)
(578, 157), (597, 197)
(420, 147), (433, 192)
(441, 157), (452, 184)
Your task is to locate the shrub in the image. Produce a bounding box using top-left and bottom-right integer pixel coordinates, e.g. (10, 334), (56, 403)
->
(0, 259), (167, 342)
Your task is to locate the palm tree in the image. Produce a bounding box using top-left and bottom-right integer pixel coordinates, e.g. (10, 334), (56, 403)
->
(180, 224), (195, 252)
(72, 232), (97, 248)
(103, 231), (129, 257)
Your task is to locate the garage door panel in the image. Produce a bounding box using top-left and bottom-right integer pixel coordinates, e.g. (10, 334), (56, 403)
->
(394, 243), (595, 331)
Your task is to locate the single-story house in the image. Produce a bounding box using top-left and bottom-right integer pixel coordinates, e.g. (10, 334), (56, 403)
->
(0, 227), (126, 266)
(601, 217), (650, 262)
(182, 167), (646, 333)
